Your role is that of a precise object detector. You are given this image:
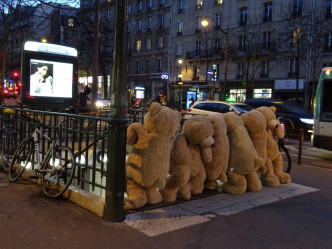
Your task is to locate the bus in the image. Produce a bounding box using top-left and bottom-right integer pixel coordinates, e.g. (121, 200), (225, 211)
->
(312, 67), (332, 151)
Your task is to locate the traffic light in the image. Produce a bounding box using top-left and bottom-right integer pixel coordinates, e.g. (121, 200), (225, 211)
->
(212, 64), (218, 82)
(12, 72), (19, 83)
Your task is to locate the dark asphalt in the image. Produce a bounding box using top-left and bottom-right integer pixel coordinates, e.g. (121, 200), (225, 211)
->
(1, 159), (332, 249)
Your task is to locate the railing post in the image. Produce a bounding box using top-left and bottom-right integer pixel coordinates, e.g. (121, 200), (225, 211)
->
(298, 129), (304, 165)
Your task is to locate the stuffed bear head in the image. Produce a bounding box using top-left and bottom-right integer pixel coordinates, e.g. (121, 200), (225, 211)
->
(256, 106), (284, 139)
(224, 112), (244, 134)
(182, 115), (214, 146)
(241, 110), (266, 135)
(208, 114), (227, 139)
(144, 102), (182, 137)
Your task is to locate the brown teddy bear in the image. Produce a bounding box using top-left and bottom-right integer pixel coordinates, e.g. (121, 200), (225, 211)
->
(222, 113), (265, 195)
(161, 115), (214, 202)
(241, 110), (267, 175)
(204, 114), (229, 190)
(256, 106), (291, 186)
(124, 102), (181, 209)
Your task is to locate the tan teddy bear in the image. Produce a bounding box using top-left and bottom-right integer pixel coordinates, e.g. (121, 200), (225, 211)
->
(124, 102), (181, 209)
(256, 106), (291, 186)
(241, 110), (267, 175)
(161, 115), (214, 202)
(204, 114), (229, 190)
(222, 112), (265, 195)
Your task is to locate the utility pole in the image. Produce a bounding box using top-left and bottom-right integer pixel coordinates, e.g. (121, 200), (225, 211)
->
(104, 0), (127, 222)
(91, 0), (99, 111)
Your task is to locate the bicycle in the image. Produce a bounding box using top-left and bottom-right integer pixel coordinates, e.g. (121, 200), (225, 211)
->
(278, 117), (293, 173)
(8, 115), (76, 198)
(0, 108), (18, 172)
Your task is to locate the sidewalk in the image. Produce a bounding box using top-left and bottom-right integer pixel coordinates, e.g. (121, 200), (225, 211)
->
(1, 162), (332, 249)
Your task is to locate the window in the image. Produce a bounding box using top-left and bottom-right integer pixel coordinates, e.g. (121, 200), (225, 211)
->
(292, 28), (301, 46)
(261, 60), (269, 77)
(147, 16), (152, 30)
(324, 33), (332, 51)
(146, 38), (151, 50)
(68, 18), (74, 27)
(136, 40), (142, 53)
(127, 22), (131, 33)
(327, 0), (332, 18)
(237, 63), (244, 78)
(137, 19), (142, 32)
(160, 0), (165, 7)
(196, 0), (203, 9)
(176, 44), (182, 56)
(262, 32), (271, 50)
(263, 2), (272, 22)
(196, 17), (201, 32)
(159, 14), (164, 28)
(158, 36), (164, 48)
(90, 14), (94, 22)
(289, 58), (298, 76)
(128, 5), (131, 15)
(177, 21), (183, 35)
(148, 0), (153, 10)
(216, 0), (223, 4)
(157, 58), (163, 72)
(137, 0), (143, 12)
(214, 39), (221, 50)
(215, 13), (221, 27)
(136, 61), (140, 73)
(293, 0), (302, 17)
(178, 0), (184, 13)
(193, 65), (200, 80)
(146, 60), (150, 72)
(195, 42), (201, 56)
(106, 9), (111, 20)
(239, 35), (246, 52)
(239, 7), (247, 26)
(253, 89), (272, 99)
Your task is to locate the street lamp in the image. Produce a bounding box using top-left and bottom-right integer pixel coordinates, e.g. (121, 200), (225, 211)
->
(201, 17), (228, 101)
(177, 59), (187, 73)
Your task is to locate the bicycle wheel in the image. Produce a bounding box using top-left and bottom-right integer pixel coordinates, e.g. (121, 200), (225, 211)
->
(8, 137), (34, 182)
(279, 142), (292, 173)
(41, 146), (76, 198)
(1, 130), (18, 172)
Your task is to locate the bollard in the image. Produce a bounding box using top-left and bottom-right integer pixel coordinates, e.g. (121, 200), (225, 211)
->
(298, 129), (304, 165)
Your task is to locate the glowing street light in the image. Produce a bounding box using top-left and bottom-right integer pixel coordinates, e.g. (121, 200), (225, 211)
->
(201, 17), (229, 101)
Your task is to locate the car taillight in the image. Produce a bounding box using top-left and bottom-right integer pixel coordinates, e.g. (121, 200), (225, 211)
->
(14, 91), (18, 94)
(9, 87), (13, 90)
(4, 90), (8, 94)
(187, 109), (191, 112)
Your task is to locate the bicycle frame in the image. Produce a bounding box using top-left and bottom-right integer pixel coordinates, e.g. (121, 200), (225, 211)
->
(30, 126), (57, 175)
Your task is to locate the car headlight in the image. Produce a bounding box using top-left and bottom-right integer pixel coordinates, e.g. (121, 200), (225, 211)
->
(95, 101), (104, 107)
(300, 118), (314, 125)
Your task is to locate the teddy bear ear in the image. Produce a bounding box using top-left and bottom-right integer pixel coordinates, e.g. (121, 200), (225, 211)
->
(269, 106), (277, 113)
(149, 102), (162, 117)
(241, 113), (248, 125)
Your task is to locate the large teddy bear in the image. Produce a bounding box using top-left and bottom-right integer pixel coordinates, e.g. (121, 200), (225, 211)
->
(124, 102), (181, 209)
(241, 110), (267, 175)
(222, 113), (265, 195)
(204, 114), (229, 190)
(256, 106), (291, 186)
(162, 115), (214, 202)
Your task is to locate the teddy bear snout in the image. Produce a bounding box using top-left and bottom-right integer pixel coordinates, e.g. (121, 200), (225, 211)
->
(200, 136), (214, 148)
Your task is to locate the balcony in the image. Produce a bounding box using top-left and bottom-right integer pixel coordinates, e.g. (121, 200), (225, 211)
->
(236, 74), (244, 79)
(288, 72), (297, 77)
(263, 15), (272, 22)
(186, 49), (224, 60)
(260, 73), (269, 78)
(177, 8), (184, 14)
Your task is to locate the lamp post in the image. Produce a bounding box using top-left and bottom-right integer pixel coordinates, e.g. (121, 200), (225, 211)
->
(201, 17), (228, 101)
(177, 74), (184, 111)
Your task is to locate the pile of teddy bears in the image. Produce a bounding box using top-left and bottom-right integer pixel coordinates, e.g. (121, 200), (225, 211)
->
(124, 102), (291, 210)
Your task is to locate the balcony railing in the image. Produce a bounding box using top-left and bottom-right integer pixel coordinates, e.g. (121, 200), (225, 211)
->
(186, 49), (224, 60)
(235, 42), (276, 54)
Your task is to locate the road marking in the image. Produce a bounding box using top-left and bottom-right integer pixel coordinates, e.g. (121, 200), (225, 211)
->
(124, 183), (318, 237)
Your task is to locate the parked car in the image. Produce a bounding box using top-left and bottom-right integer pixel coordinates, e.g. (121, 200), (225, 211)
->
(4, 87), (19, 99)
(87, 94), (110, 109)
(186, 100), (253, 117)
(244, 99), (314, 135)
